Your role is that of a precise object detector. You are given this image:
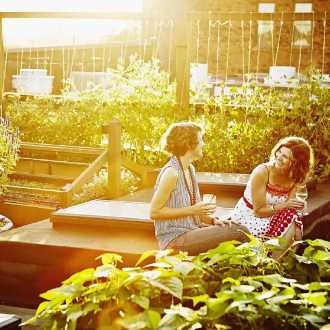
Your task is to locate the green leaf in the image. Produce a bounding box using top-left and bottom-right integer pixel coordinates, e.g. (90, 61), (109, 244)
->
(40, 284), (82, 301)
(232, 285), (255, 293)
(136, 250), (158, 266)
(300, 292), (328, 307)
(256, 289), (279, 300)
(35, 301), (50, 316)
(267, 287), (296, 304)
(62, 268), (96, 285)
(158, 313), (186, 330)
(97, 253), (123, 265)
(131, 295), (150, 309)
(223, 278), (240, 286)
(207, 298), (230, 319)
(314, 250), (330, 261)
(174, 262), (195, 276)
(302, 313), (325, 324)
(149, 277), (183, 299)
(94, 264), (115, 278)
(306, 239), (330, 250)
(309, 282), (330, 291)
(254, 274), (296, 286)
(117, 312), (147, 330)
(191, 294), (209, 307)
(146, 310), (161, 330)
(320, 324), (330, 330)
(66, 304), (83, 323)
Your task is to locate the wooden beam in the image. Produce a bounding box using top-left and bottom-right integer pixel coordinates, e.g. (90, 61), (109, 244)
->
(9, 172), (74, 185)
(63, 149), (108, 206)
(4, 184), (65, 197)
(20, 142), (104, 156)
(122, 156), (159, 187)
(15, 157), (88, 178)
(0, 18), (4, 108)
(188, 11), (330, 22)
(174, 4), (190, 109)
(0, 12), (147, 20)
(105, 119), (121, 199)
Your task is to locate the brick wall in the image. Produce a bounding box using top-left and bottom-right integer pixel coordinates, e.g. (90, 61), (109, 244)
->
(146, 0), (330, 76)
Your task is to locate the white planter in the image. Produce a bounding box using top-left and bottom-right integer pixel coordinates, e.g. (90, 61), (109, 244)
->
(269, 66), (296, 81)
(12, 75), (54, 95)
(69, 71), (114, 91)
(20, 69), (47, 77)
(190, 63), (208, 91)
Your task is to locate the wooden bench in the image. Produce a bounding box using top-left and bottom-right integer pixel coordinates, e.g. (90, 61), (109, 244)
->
(51, 200), (234, 230)
(0, 314), (21, 330)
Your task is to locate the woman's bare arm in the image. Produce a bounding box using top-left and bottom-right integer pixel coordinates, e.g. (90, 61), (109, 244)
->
(150, 167), (215, 220)
(251, 165), (273, 218)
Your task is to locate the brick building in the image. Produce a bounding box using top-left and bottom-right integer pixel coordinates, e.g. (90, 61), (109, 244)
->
(3, 1), (330, 95)
(145, 0), (330, 78)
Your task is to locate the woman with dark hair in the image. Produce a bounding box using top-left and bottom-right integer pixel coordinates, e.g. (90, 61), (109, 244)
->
(150, 122), (249, 255)
(231, 136), (314, 251)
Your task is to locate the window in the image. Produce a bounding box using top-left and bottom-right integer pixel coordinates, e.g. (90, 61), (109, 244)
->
(295, 3), (313, 13)
(293, 3), (313, 47)
(258, 3), (275, 13)
(258, 3), (275, 48)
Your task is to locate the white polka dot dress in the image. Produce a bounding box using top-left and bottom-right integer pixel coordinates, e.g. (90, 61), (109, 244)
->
(231, 179), (290, 238)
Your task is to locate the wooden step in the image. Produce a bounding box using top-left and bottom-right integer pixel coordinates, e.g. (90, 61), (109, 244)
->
(9, 171), (73, 185)
(15, 157), (88, 178)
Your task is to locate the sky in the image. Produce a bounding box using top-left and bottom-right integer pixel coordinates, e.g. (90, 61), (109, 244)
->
(0, 0), (143, 48)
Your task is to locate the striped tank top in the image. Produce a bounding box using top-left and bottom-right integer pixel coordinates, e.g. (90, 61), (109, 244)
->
(153, 156), (202, 249)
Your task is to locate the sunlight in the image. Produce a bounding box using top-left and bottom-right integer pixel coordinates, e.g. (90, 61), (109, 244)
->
(2, 0), (143, 48)
(0, 0), (143, 12)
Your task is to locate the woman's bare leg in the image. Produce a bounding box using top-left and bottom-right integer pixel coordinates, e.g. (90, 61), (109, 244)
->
(272, 222), (296, 259)
(167, 223), (249, 255)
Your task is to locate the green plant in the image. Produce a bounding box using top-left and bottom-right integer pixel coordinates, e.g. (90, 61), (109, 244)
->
(72, 168), (140, 205)
(6, 62), (330, 181)
(24, 238), (330, 329)
(0, 117), (20, 193)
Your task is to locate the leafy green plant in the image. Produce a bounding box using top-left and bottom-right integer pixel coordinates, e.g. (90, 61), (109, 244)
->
(0, 117), (20, 194)
(72, 168), (140, 205)
(24, 238), (330, 330)
(5, 61), (330, 181)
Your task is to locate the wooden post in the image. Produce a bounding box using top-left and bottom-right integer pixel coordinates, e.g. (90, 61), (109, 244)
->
(103, 119), (121, 199)
(0, 17), (4, 111)
(174, 6), (190, 109)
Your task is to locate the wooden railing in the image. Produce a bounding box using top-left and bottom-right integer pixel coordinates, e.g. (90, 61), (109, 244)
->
(5, 119), (157, 207)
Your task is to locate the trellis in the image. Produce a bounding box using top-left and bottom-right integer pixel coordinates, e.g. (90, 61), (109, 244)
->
(0, 11), (329, 109)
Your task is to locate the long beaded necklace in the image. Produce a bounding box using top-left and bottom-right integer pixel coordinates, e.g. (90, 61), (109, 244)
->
(177, 157), (196, 206)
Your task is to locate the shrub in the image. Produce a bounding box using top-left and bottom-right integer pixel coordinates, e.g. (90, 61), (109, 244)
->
(0, 117), (20, 193)
(5, 61), (330, 181)
(71, 168), (140, 205)
(24, 238), (330, 329)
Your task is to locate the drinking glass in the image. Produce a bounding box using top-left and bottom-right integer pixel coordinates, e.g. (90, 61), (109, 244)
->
(203, 194), (217, 216)
(203, 194), (216, 204)
(295, 184), (308, 216)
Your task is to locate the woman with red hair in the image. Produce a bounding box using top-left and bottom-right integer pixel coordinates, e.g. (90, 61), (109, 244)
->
(231, 136), (314, 253)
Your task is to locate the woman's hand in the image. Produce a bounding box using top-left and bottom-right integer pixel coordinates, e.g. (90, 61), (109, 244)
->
(190, 201), (216, 216)
(282, 198), (305, 210)
(214, 218), (240, 227)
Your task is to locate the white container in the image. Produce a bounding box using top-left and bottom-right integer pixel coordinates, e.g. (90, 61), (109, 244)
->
(20, 69), (47, 77)
(190, 63), (208, 90)
(12, 75), (54, 95)
(69, 71), (114, 91)
(269, 66), (296, 81)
